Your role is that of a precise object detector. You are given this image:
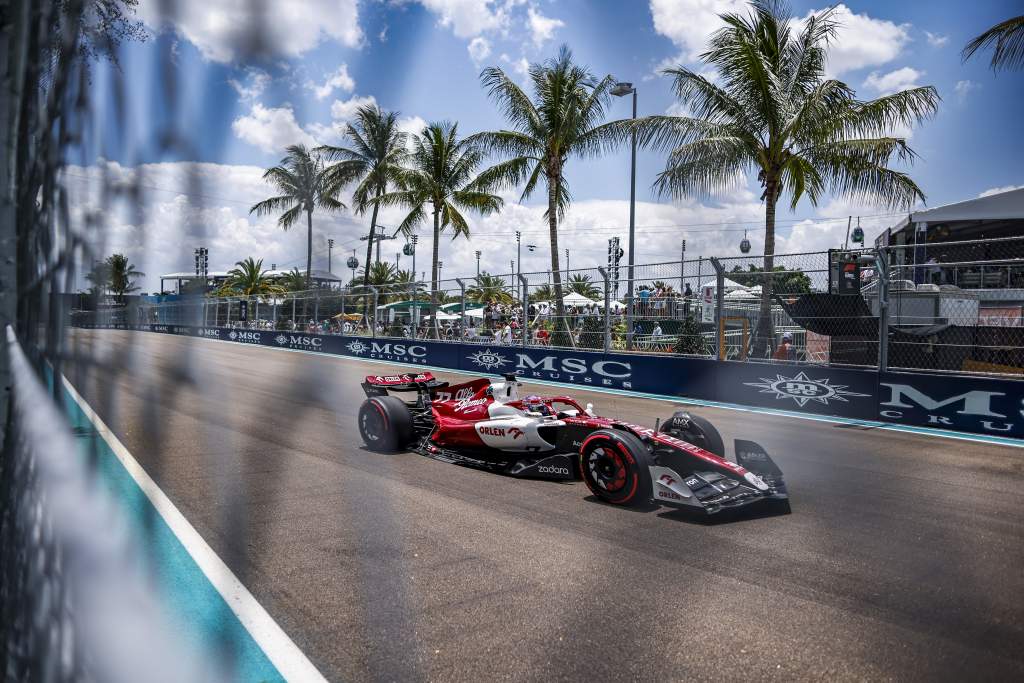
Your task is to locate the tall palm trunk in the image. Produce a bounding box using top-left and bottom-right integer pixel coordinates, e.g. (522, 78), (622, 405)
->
(363, 186), (382, 287)
(754, 181), (778, 358)
(430, 205), (441, 339)
(305, 208), (314, 286)
(547, 173), (569, 346)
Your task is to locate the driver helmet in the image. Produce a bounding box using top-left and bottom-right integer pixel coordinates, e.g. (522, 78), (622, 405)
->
(522, 395), (552, 416)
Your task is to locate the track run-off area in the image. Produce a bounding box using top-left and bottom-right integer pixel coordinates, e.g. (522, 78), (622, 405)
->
(66, 329), (1024, 681)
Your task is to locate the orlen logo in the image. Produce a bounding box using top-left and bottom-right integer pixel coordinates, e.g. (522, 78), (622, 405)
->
(479, 426), (507, 437)
(538, 465), (570, 475)
(507, 427), (524, 440)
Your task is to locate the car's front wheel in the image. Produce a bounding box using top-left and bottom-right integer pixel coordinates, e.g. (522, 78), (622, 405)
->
(358, 396), (413, 452)
(578, 429), (653, 506)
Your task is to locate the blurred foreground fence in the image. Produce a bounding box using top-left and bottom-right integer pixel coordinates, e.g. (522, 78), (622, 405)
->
(83, 235), (1024, 380)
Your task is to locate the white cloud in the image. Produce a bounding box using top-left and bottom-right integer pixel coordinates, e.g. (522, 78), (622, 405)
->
(862, 66), (923, 95)
(979, 185), (1024, 198)
(397, 115), (428, 140)
(231, 103), (316, 154)
(330, 95), (378, 122)
(954, 79), (980, 103)
(527, 5), (564, 47)
(810, 4), (911, 77)
(228, 69), (270, 102)
(924, 31), (948, 47)
(468, 36), (492, 65)
(416, 0), (506, 39)
(649, 0), (747, 62)
(310, 64), (355, 100)
(135, 0), (362, 63)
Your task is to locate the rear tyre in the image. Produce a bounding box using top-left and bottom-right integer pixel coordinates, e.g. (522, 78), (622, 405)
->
(660, 411), (725, 457)
(358, 396), (413, 452)
(578, 430), (653, 506)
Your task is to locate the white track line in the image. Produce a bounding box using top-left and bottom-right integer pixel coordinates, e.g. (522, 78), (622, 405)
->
(61, 374), (328, 683)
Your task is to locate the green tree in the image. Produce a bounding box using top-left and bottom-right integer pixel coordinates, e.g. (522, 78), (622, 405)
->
(278, 268), (310, 293)
(963, 15), (1024, 72)
(467, 272), (514, 304)
(317, 104), (408, 287)
(729, 264), (811, 294)
(528, 283), (553, 303)
(250, 144), (346, 286)
(674, 315), (710, 356)
(470, 46), (630, 345)
(218, 258), (285, 297)
(89, 254), (143, 302)
(377, 122), (503, 334)
(567, 273), (601, 299)
(635, 1), (938, 355)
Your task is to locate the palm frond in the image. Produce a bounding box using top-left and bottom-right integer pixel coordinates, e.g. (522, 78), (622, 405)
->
(963, 15), (1024, 71)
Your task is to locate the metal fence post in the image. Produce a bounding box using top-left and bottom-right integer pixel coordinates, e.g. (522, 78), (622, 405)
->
(370, 286), (379, 338)
(455, 278), (466, 341)
(598, 266), (611, 352)
(226, 298), (232, 327)
(877, 248), (890, 371)
(709, 257), (725, 361)
(518, 274), (529, 348)
(291, 296), (296, 326)
(313, 291), (319, 324)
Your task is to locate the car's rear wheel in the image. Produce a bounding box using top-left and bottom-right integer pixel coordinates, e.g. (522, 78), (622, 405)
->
(358, 396), (413, 452)
(660, 411), (724, 457)
(578, 429), (653, 506)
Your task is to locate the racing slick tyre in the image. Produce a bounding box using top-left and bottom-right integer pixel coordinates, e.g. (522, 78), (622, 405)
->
(660, 411), (724, 457)
(578, 430), (653, 507)
(358, 396), (413, 452)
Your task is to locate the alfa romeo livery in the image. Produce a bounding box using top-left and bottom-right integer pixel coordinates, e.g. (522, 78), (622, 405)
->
(357, 371), (789, 514)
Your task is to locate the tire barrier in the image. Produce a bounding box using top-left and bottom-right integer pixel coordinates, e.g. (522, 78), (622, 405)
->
(81, 323), (1024, 440)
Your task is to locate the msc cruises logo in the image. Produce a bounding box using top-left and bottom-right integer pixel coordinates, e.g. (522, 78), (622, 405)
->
(275, 334), (289, 346)
(346, 340), (369, 355)
(467, 348), (511, 371)
(745, 371), (869, 407)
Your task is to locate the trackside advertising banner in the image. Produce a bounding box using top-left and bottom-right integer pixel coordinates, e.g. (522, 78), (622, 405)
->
(82, 324), (1023, 440)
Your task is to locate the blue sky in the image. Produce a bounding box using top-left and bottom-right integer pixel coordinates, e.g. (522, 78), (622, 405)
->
(74, 0), (1023, 290)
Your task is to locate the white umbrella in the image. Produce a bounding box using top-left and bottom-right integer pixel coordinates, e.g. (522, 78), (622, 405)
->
(463, 307), (485, 318)
(562, 292), (596, 305)
(700, 277), (749, 292)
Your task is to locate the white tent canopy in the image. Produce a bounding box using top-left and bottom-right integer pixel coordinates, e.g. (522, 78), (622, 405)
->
(700, 278), (749, 292)
(609, 300), (627, 311)
(562, 292), (596, 305)
(427, 311), (460, 320)
(887, 187), (1024, 240)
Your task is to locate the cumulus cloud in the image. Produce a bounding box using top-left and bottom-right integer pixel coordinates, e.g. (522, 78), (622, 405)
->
(310, 64), (355, 100)
(228, 69), (270, 102)
(862, 66), (923, 96)
(468, 36), (492, 65)
(330, 95), (378, 122)
(416, 0), (506, 39)
(954, 79), (980, 103)
(809, 4), (911, 77)
(231, 103), (316, 153)
(979, 185), (1024, 198)
(527, 5), (565, 47)
(650, 0), (747, 62)
(135, 0), (362, 63)
(924, 31), (948, 47)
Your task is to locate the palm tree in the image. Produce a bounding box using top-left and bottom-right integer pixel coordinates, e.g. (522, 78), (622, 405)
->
(219, 257), (284, 297)
(317, 104), (408, 288)
(467, 272), (514, 305)
(250, 144), (345, 285)
(529, 283), (553, 303)
(963, 15), (1024, 72)
(634, 1), (938, 355)
(278, 268), (310, 293)
(103, 254), (144, 303)
(377, 121), (503, 334)
(470, 46), (630, 344)
(567, 273), (601, 299)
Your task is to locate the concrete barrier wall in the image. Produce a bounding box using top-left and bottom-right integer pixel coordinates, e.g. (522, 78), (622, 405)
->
(81, 323), (1024, 440)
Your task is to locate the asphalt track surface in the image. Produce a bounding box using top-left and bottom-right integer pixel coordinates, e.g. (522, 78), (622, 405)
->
(66, 329), (1024, 682)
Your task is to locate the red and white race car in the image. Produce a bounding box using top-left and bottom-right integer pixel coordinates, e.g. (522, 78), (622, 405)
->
(357, 371), (788, 514)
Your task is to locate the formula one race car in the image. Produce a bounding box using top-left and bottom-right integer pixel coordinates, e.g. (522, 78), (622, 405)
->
(357, 371), (788, 515)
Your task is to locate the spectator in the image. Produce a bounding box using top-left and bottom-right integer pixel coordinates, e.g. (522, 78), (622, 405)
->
(652, 322), (663, 338)
(773, 332), (795, 361)
(500, 322), (513, 345)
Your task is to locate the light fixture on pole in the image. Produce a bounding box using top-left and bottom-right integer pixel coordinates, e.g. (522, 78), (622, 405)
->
(327, 238), (335, 273)
(611, 80), (638, 348)
(475, 250), (481, 277)
(565, 248), (570, 274)
(395, 252), (400, 270)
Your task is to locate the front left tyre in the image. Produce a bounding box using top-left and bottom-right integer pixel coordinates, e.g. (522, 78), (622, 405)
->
(358, 396), (413, 452)
(578, 429), (653, 506)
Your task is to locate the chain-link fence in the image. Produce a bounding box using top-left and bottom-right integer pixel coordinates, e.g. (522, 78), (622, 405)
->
(74, 236), (1024, 379)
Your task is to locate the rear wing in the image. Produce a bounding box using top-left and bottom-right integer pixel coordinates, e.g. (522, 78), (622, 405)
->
(361, 372), (447, 397)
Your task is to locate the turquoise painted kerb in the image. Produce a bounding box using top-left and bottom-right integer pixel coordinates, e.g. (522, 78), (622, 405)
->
(55, 374), (285, 683)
